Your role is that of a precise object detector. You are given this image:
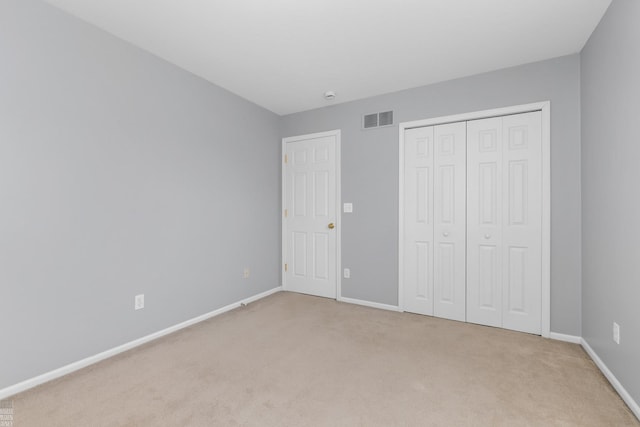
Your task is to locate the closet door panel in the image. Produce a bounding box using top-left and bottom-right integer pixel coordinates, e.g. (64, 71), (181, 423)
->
(502, 112), (542, 334)
(403, 127), (435, 315)
(466, 117), (503, 328)
(433, 122), (467, 322)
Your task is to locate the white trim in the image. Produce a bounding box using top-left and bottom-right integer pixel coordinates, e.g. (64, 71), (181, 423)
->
(401, 102), (549, 129)
(336, 132), (342, 300)
(0, 286), (282, 400)
(338, 296), (401, 312)
(280, 137), (287, 290)
(398, 101), (551, 337)
(281, 129), (341, 300)
(540, 103), (551, 339)
(581, 338), (640, 421)
(548, 332), (582, 344)
(398, 121), (406, 312)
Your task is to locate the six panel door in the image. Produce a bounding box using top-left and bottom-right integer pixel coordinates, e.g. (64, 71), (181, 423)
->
(284, 135), (337, 299)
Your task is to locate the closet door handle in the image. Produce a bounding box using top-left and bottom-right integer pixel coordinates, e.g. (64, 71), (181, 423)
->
(442, 232), (449, 237)
(484, 234), (491, 239)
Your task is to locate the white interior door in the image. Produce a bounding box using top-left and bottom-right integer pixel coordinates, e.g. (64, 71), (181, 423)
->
(501, 112), (542, 333)
(403, 126), (435, 315)
(466, 117), (504, 328)
(283, 132), (338, 299)
(467, 112), (542, 334)
(433, 122), (467, 322)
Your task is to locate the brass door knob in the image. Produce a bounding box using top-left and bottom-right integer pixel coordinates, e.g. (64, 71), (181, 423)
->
(328, 223), (335, 229)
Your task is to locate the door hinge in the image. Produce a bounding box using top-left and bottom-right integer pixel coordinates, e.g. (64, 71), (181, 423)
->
(284, 208), (288, 217)
(284, 263), (288, 272)
(284, 154), (288, 164)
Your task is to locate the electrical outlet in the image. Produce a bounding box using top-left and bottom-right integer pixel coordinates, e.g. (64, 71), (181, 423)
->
(613, 322), (620, 344)
(135, 294), (144, 310)
(343, 203), (353, 213)
(343, 268), (351, 279)
(243, 267), (250, 279)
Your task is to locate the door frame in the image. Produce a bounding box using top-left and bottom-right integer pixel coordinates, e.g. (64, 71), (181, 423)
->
(398, 102), (551, 337)
(281, 129), (342, 299)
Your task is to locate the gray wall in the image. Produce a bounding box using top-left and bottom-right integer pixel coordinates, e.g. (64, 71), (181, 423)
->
(0, 0), (280, 389)
(581, 0), (640, 406)
(281, 55), (582, 336)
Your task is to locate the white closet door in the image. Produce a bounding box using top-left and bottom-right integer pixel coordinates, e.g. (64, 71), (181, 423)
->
(467, 112), (542, 334)
(467, 117), (504, 328)
(403, 126), (435, 315)
(502, 112), (542, 334)
(433, 122), (467, 321)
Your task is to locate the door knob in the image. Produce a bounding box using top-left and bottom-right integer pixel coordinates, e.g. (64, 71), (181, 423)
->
(484, 234), (491, 239)
(328, 223), (335, 229)
(442, 232), (449, 237)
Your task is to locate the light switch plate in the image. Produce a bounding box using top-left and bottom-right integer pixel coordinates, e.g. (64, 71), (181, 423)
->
(135, 294), (145, 310)
(343, 203), (353, 213)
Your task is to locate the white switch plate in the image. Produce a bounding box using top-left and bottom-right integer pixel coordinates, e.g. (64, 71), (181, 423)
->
(243, 267), (250, 279)
(135, 294), (144, 310)
(613, 322), (620, 344)
(343, 268), (351, 279)
(343, 203), (353, 213)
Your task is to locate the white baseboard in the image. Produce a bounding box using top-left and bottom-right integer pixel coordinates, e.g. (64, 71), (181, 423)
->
(0, 286), (282, 400)
(548, 332), (582, 344)
(337, 296), (401, 312)
(581, 338), (640, 421)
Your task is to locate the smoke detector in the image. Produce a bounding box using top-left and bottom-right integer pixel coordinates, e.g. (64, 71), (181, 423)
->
(324, 91), (336, 101)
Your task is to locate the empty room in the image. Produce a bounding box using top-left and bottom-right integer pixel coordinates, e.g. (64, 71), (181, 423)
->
(1, 0), (639, 425)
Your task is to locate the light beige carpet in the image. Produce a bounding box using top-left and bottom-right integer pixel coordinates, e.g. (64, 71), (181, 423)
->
(11, 291), (639, 426)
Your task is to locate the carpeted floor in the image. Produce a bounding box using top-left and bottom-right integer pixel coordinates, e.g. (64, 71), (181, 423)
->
(11, 291), (639, 426)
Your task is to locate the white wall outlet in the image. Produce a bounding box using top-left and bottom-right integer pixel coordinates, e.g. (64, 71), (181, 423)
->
(343, 203), (353, 213)
(613, 322), (620, 344)
(343, 268), (351, 279)
(243, 267), (250, 279)
(135, 294), (144, 310)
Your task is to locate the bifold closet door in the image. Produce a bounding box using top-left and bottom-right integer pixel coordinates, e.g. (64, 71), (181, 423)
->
(466, 112), (542, 334)
(403, 126), (435, 315)
(433, 123), (466, 321)
(403, 123), (466, 320)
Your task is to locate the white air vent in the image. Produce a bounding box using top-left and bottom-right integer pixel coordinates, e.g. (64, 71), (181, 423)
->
(362, 110), (394, 129)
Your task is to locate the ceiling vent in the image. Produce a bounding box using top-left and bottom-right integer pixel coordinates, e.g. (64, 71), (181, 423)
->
(362, 110), (394, 130)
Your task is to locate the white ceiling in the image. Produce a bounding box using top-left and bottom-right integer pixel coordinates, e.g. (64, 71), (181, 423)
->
(43, 0), (611, 115)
